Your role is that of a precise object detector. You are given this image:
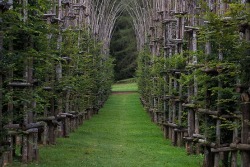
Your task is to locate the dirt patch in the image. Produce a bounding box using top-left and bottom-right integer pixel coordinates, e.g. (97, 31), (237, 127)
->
(112, 91), (138, 95)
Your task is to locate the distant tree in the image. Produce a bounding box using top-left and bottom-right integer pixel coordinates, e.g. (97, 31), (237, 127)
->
(110, 11), (137, 81)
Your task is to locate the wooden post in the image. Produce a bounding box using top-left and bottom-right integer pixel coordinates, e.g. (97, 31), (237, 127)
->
(178, 84), (182, 125)
(7, 30), (14, 166)
(241, 102), (250, 167)
(163, 124), (169, 139)
(230, 119), (239, 167)
(42, 124), (48, 145)
(203, 147), (215, 167)
(213, 48), (223, 167)
(33, 131), (39, 161)
(22, 135), (28, 163)
(193, 30), (199, 140)
(56, 0), (63, 117)
(0, 10), (3, 142)
(172, 77), (177, 145)
(240, 2), (250, 166)
(0, 3), (13, 161)
(169, 77), (173, 123)
(64, 117), (70, 137)
(21, 0), (30, 163)
(66, 90), (70, 113)
(187, 109), (195, 154)
(27, 133), (33, 162)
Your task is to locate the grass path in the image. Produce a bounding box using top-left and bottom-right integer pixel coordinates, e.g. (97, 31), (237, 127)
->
(111, 82), (138, 92)
(12, 84), (202, 167)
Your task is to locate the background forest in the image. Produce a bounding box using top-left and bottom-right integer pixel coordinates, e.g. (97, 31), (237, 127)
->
(110, 11), (137, 81)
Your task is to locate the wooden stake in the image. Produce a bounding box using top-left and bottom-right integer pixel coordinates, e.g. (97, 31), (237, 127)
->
(241, 102), (250, 167)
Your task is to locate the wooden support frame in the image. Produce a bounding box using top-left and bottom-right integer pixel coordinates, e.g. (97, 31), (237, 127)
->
(145, 1), (250, 166)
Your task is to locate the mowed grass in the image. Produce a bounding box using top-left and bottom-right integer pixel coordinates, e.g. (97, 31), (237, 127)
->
(10, 84), (202, 167)
(111, 82), (138, 92)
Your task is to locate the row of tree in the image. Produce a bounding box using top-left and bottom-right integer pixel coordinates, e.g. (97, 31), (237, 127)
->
(135, 1), (250, 166)
(0, 0), (114, 166)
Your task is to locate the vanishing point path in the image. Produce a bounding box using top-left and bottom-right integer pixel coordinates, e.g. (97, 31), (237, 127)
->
(14, 84), (201, 167)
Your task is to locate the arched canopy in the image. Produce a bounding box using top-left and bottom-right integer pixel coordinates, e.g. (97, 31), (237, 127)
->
(89, 0), (153, 54)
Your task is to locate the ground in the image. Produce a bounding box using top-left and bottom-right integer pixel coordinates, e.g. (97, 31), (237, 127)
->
(10, 82), (202, 167)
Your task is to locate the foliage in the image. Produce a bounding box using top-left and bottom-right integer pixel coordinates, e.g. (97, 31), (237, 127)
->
(0, 0), (114, 145)
(136, 49), (152, 106)
(182, 2), (249, 138)
(137, 1), (250, 141)
(167, 53), (187, 69)
(110, 11), (137, 81)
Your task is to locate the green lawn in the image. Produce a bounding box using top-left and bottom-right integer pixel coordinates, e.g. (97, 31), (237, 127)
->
(112, 83), (138, 92)
(10, 84), (202, 167)
(115, 78), (137, 84)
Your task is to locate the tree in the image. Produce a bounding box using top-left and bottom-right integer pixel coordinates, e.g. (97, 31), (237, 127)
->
(110, 11), (137, 80)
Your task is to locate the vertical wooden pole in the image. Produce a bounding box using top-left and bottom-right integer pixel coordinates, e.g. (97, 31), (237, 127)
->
(168, 76), (172, 140)
(172, 77), (177, 145)
(0, 9), (3, 139)
(187, 109), (195, 154)
(214, 46), (223, 167)
(7, 26), (15, 164)
(22, 135), (28, 163)
(56, 0), (63, 116)
(178, 82), (183, 147)
(43, 3), (52, 140)
(230, 116), (239, 167)
(43, 124), (48, 145)
(66, 90), (70, 113)
(178, 88), (182, 127)
(203, 14), (213, 163)
(0, 8), (4, 166)
(241, 102), (250, 167)
(241, 3), (250, 165)
(48, 123), (54, 144)
(203, 148), (215, 167)
(193, 27), (200, 154)
(214, 119), (221, 167)
(163, 74), (167, 124)
(33, 131), (39, 161)
(27, 133), (33, 162)
(22, 0), (29, 163)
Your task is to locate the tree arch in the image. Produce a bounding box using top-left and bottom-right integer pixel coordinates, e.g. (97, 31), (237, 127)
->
(89, 0), (153, 54)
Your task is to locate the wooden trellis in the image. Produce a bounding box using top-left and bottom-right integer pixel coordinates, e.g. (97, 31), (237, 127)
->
(142, 0), (250, 166)
(0, 0), (113, 166)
